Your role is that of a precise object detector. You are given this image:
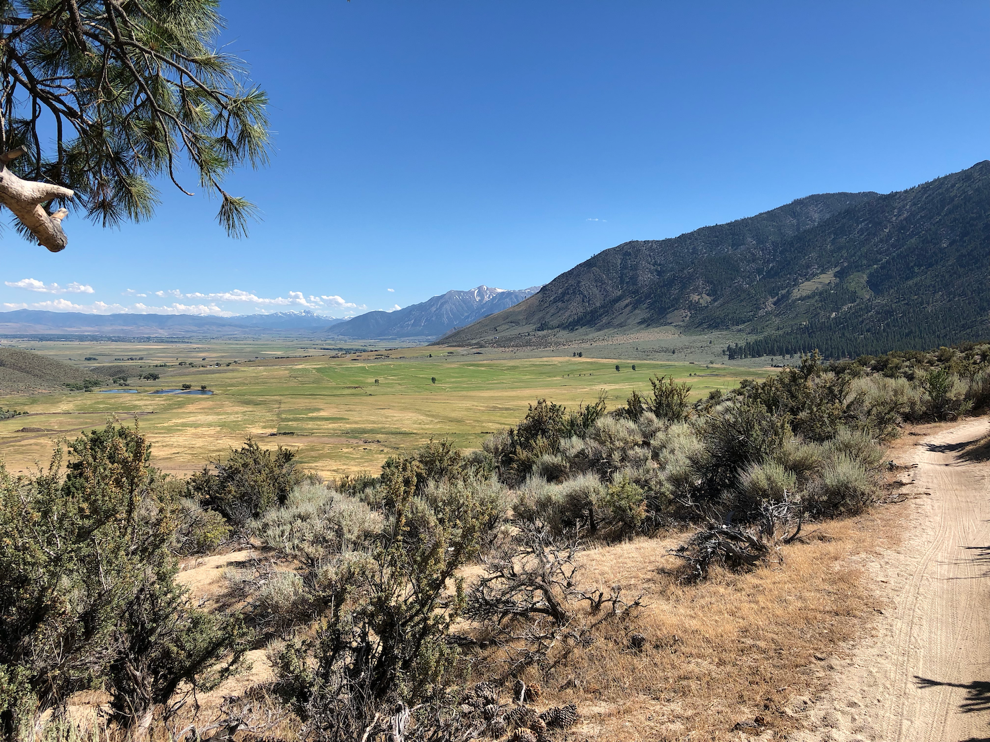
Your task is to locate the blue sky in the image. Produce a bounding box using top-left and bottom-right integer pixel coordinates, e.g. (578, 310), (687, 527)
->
(1, 1), (987, 317)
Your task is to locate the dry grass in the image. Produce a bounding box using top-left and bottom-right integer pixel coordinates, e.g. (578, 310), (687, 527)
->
(46, 506), (901, 742)
(462, 513), (893, 741)
(170, 512), (893, 740)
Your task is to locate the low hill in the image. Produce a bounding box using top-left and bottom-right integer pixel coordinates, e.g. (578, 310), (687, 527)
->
(332, 285), (540, 340)
(440, 161), (990, 358)
(0, 347), (108, 394)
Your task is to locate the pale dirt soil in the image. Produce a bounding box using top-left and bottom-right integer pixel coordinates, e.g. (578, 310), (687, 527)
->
(790, 418), (990, 742)
(175, 548), (277, 699)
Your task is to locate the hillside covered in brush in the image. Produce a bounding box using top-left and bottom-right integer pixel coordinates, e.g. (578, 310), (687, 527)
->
(8, 339), (990, 740)
(441, 162), (990, 358)
(0, 347), (108, 394)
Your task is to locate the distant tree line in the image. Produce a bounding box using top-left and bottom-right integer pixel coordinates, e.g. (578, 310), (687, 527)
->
(728, 304), (990, 360)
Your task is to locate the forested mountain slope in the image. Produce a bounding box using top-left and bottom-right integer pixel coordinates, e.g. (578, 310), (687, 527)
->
(726, 161), (990, 357)
(440, 192), (879, 343)
(441, 162), (989, 358)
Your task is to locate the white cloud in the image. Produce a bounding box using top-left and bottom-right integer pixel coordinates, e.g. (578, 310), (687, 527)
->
(586, 218), (607, 223)
(320, 294), (361, 309)
(389, 304), (401, 312)
(132, 303), (232, 316)
(2, 287), (366, 318)
(0, 299), (230, 316)
(27, 299), (97, 312)
(6, 278), (95, 294)
(387, 288), (395, 292)
(12, 299), (124, 313)
(147, 288), (362, 313)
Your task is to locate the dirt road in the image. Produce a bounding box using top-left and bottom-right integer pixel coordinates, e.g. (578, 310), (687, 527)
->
(793, 418), (990, 742)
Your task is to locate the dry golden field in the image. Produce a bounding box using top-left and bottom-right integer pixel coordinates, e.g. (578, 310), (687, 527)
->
(0, 341), (766, 478)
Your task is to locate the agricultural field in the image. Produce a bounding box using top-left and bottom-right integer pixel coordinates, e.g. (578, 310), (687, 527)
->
(0, 340), (767, 477)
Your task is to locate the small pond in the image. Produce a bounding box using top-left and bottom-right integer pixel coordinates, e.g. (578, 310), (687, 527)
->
(99, 389), (140, 394)
(149, 389), (214, 396)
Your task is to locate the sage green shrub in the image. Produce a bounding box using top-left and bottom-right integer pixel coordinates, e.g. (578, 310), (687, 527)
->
(848, 375), (915, 439)
(174, 497), (232, 555)
(596, 475), (646, 538)
(514, 473), (602, 535)
(737, 461), (798, 513)
(189, 440), (302, 526)
(826, 428), (887, 471)
(773, 437), (827, 486)
(0, 425), (245, 740)
(807, 453), (877, 515)
(253, 483), (381, 562)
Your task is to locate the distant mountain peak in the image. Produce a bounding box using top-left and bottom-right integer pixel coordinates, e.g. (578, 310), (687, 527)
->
(332, 284), (541, 340)
(458, 285), (507, 302)
(255, 309), (320, 318)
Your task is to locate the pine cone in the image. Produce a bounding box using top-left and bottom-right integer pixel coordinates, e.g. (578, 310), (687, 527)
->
(506, 705), (539, 729)
(487, 717), (507, 738)
(473, 681), (501, 707)
(540, 703), (579, 730)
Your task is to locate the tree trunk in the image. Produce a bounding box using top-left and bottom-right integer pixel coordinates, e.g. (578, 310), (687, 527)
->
(0, 150), (74, 252)
(128, 707), (154, 742)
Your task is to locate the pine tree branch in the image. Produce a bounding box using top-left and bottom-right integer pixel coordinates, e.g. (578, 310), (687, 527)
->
(0, 0), (270, 248)
(0, 150), (74, 252)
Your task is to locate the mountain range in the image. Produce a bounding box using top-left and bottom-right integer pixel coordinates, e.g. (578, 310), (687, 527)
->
(330, 285), (541, 340)
(441, 161), (990, 358)
(0, 310), (345, 338)
(3, 162), (986, 357)
(0, 285), (539, 341)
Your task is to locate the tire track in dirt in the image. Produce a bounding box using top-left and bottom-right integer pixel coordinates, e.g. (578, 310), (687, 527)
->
(889, 456), (947, 736)
(790, 418), (990, 742)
